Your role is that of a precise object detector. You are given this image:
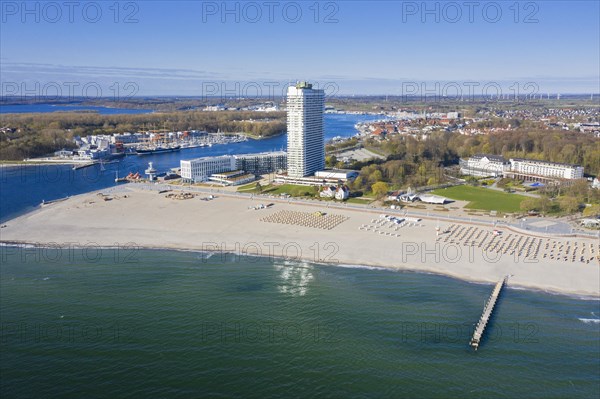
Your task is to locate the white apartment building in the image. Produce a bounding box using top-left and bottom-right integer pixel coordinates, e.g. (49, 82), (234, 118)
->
(180, 156), (236, 183)
(459, 154), (509, 177)
(180, 151), (287, 183)
(461, 154), (584, 181)
(508, 158), (584, 180)
(286, 82), (325, 178)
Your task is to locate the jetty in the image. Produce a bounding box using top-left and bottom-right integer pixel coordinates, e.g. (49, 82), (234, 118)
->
(72, 161), (98, 170)
(470, 275), (509, 350)
(41, 196), (70, 206)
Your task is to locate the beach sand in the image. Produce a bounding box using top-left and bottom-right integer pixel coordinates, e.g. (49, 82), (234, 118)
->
(1, 185), (599, 297)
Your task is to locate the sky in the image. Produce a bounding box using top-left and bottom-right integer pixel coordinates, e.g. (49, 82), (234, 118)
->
(1, 0), (599, 96)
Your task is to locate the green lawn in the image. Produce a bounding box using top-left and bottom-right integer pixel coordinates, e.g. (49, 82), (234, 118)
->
(239, 183), (318, 197)
(265, 184), (317, 197)
(236, 182), (260, 192)
(431, 185), (526, 213)
(346, 197), (373, 204)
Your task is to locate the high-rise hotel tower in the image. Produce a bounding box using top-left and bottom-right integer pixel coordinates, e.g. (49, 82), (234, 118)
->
(286, 82), (325, 178)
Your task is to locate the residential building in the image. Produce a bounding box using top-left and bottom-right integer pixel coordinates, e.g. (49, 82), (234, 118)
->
(507, 158), (584, 181)
(180, 151), (286, 183)
(180, 156), (236, 183)
(286, 82), (325, 178)
(459, 154), (509, 177)
(234, 151), (287, 175)
(320, 185), (350, 200)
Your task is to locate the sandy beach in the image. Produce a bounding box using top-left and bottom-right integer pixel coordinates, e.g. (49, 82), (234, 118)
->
(1, 185), (599, 297)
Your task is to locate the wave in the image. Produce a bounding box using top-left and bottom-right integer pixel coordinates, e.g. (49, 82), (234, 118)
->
(0, 242), (37, 249)
(578, 318), (600, 324)
(335, 263), (389, 272)
(507, 284), (600, 302)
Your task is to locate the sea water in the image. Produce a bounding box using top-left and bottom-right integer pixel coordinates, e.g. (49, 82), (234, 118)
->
(1, 249), (598, 398)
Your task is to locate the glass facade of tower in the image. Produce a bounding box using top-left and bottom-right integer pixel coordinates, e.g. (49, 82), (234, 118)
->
(286, 82), (325, 178)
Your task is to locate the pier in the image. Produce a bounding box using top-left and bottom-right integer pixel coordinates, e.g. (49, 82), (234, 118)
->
(72, 161), (98, 170)
(470, 275), (508, 350)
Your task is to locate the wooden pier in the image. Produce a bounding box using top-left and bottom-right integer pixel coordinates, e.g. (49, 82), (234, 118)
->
(470, 276), (508, 350)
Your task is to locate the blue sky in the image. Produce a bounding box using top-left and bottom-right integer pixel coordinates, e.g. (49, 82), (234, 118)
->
(1, 0), (599, 96)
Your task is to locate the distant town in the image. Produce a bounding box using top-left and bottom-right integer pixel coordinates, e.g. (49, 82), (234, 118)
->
(1, 88), (599, 231)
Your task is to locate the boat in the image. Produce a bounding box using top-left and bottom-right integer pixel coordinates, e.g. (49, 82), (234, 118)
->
(136, 145), (181, 155)
(115, 171), (128, 183)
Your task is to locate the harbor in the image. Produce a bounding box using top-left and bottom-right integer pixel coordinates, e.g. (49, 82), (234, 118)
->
(20, 131), (249, 164)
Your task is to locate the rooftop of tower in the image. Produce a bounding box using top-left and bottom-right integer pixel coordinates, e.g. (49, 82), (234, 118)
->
(296, 81), (313, 89)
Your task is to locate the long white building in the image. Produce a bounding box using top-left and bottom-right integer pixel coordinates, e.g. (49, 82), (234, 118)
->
(507, 158), (584, 180)
(180, 156), (236, 183)
(180, 151), (287, 183)
(461, 154), (585, 181)
(286, 82), (325, 178)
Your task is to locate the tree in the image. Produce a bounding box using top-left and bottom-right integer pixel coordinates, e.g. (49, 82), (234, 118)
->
(558, 196), (580, 214)
(325, 155), (337, 168)
(255, 182), (262, 193)
(352, 176), (364, 190)
(538, 197), (552, 214)
(583, 204), (600, 217)
(369, 169), (383, 183)
(520, 198), (538, 212)
(371, 182), (389, 198)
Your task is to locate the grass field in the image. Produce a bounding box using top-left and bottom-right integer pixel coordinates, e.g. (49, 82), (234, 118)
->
(346, 197), (373, 204)
(236, 182), (260, 192)
(238, 183), (318, 197)
(431, 185), (526, 213)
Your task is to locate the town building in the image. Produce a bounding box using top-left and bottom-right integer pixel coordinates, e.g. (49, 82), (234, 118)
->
(460, 154), (585, 182)
(286, 82), (325, 178)
(233, 151), (287, 175)
(459, 154), (509, 177)
(320, 185), (350, 200)
(180, 155), (236, 183)
(180, 151), (286, 183)
(506, 158), (584, 181)
(315, 169), (359, 181)
(209, 170), (256, 186)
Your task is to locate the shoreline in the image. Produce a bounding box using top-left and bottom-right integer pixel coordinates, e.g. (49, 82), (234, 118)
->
(1, 239), (598, 301)
(1, 185), (598, 299)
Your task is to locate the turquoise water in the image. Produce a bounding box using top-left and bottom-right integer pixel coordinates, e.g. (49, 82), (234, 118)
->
(1, 248), (598, 398)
